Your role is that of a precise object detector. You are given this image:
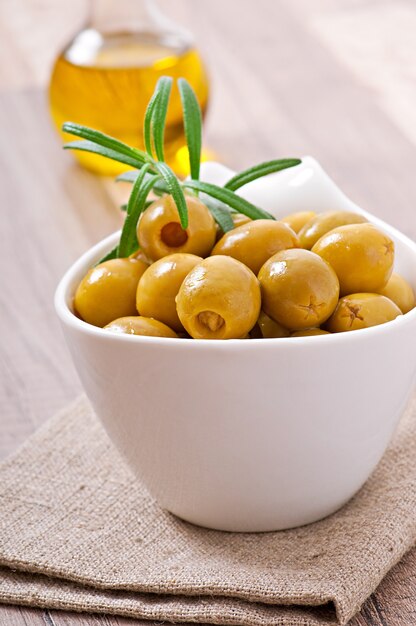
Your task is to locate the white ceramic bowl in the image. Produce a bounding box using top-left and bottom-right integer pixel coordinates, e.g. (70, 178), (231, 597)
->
(55, 158), (416, 532)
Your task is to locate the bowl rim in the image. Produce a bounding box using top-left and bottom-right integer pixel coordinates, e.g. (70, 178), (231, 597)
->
(55, 212), (416, 350)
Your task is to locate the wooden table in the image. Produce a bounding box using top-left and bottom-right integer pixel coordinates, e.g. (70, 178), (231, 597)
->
(1, 0), (415, 624)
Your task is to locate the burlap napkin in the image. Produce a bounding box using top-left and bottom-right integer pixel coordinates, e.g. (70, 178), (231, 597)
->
(1, 395), (416, 626)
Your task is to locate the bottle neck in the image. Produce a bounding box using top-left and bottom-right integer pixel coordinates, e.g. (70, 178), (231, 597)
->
(89, 0), (173, 34)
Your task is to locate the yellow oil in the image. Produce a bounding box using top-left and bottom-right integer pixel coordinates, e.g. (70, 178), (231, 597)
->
(49, 32), (210, 176)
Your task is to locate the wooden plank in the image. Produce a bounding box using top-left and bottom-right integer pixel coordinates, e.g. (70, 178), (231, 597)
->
(0, 606), (46, 625)
(350, 546), (416, 625)
(46, 611), (162, 625)
(0, 88), (121, 459)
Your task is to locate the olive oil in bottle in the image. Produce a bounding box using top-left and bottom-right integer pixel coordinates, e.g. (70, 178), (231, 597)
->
(49, 0), (209, 176)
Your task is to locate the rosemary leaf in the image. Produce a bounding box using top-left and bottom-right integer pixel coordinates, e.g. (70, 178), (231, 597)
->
(143, 89), (161, 158)
(64, 140), (146, 170)
(116, 170), (168, 196)
(178, 78), (202, 181)
(62, 122), (149, 164)
(183, 180), (275, 221)
(224, 158), (301, 191)
(151, 77), (173, 162)
(153, 161), (189, 229)
(120, 199), (154, 212)
(117, 164), (157, 257)
(203, 197), (234, 232)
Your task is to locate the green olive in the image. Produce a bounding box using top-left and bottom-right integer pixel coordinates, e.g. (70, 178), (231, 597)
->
(137, 194), (216, 261)
(104, 316), (177, 338)
(312, 223), (394, 296)
(291, 328), (330, 337)
(232, 213), (252, 228)
(298, 211), (367, 249)
(136, 253), (202, 332)
(74, 258), (148, 327)
(211, 219), (299, 274)
(281, 211), (316, 234)
(258, 249), (339, 330)
(176, 255), (261, 339)
(377, 273), (415, 314)
(325, 293), (402, 332)
(251, 311), (290, 338)
(215, 213), (253, 242)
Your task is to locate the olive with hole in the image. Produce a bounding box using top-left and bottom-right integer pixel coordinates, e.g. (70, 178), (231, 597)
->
(211, 219), (299, 274)
(137, 194), (216, 261)
(176, 255), (261, 339)
(104, 316), (177, 337)
(75, 258), (148, 327)
(325, 293), (402, 332)
(136, 253), (202, 332)
(298, 210), (367, 249)
(312, 223), (394, 296)
(377, 273), (415, 314)
(258, 249), (339, 330)
(281, 211), (316, 234)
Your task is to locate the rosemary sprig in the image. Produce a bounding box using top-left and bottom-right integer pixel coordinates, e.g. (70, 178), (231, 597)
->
(63, 122), (149, 167)
(143, 89), (161, 158)
(178, 77), (202, 181)
(117, 164), (159, 257)
(145, 77), (172, 162)
(183, 180), (274, 221)
(63, 76), (302, 263)
(116, 171), (168, 196)
(64, 140), (148, 170)
(203, 197), (234, 233)
(153, 161), (188, 229)
(120, 200), (155, 212)
(224, 158), (302, 191)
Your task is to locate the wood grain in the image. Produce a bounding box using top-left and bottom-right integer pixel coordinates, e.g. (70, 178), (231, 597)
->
(1, 0), (415, 624)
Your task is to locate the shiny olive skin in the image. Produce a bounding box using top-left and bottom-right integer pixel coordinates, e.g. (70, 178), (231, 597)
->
(258, 249), (339, 330)
(211, 219), (299, 275)
(378, 273), (415, 314)
(176, 255), (261, 339)
(312, 223), (394, 296)
(326, 293), (402, 332)
(232, 213), (252, 229)
(251, 311), (290, 338)
(136, 253), (202, 332)
(298, 211), (367, 249)
(74, 258), (148, 327)
(281, 211), (316, 234)
(291, 328), (330, 337)
(137, 194), (216, 261)
(104, 316), (177, 338)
